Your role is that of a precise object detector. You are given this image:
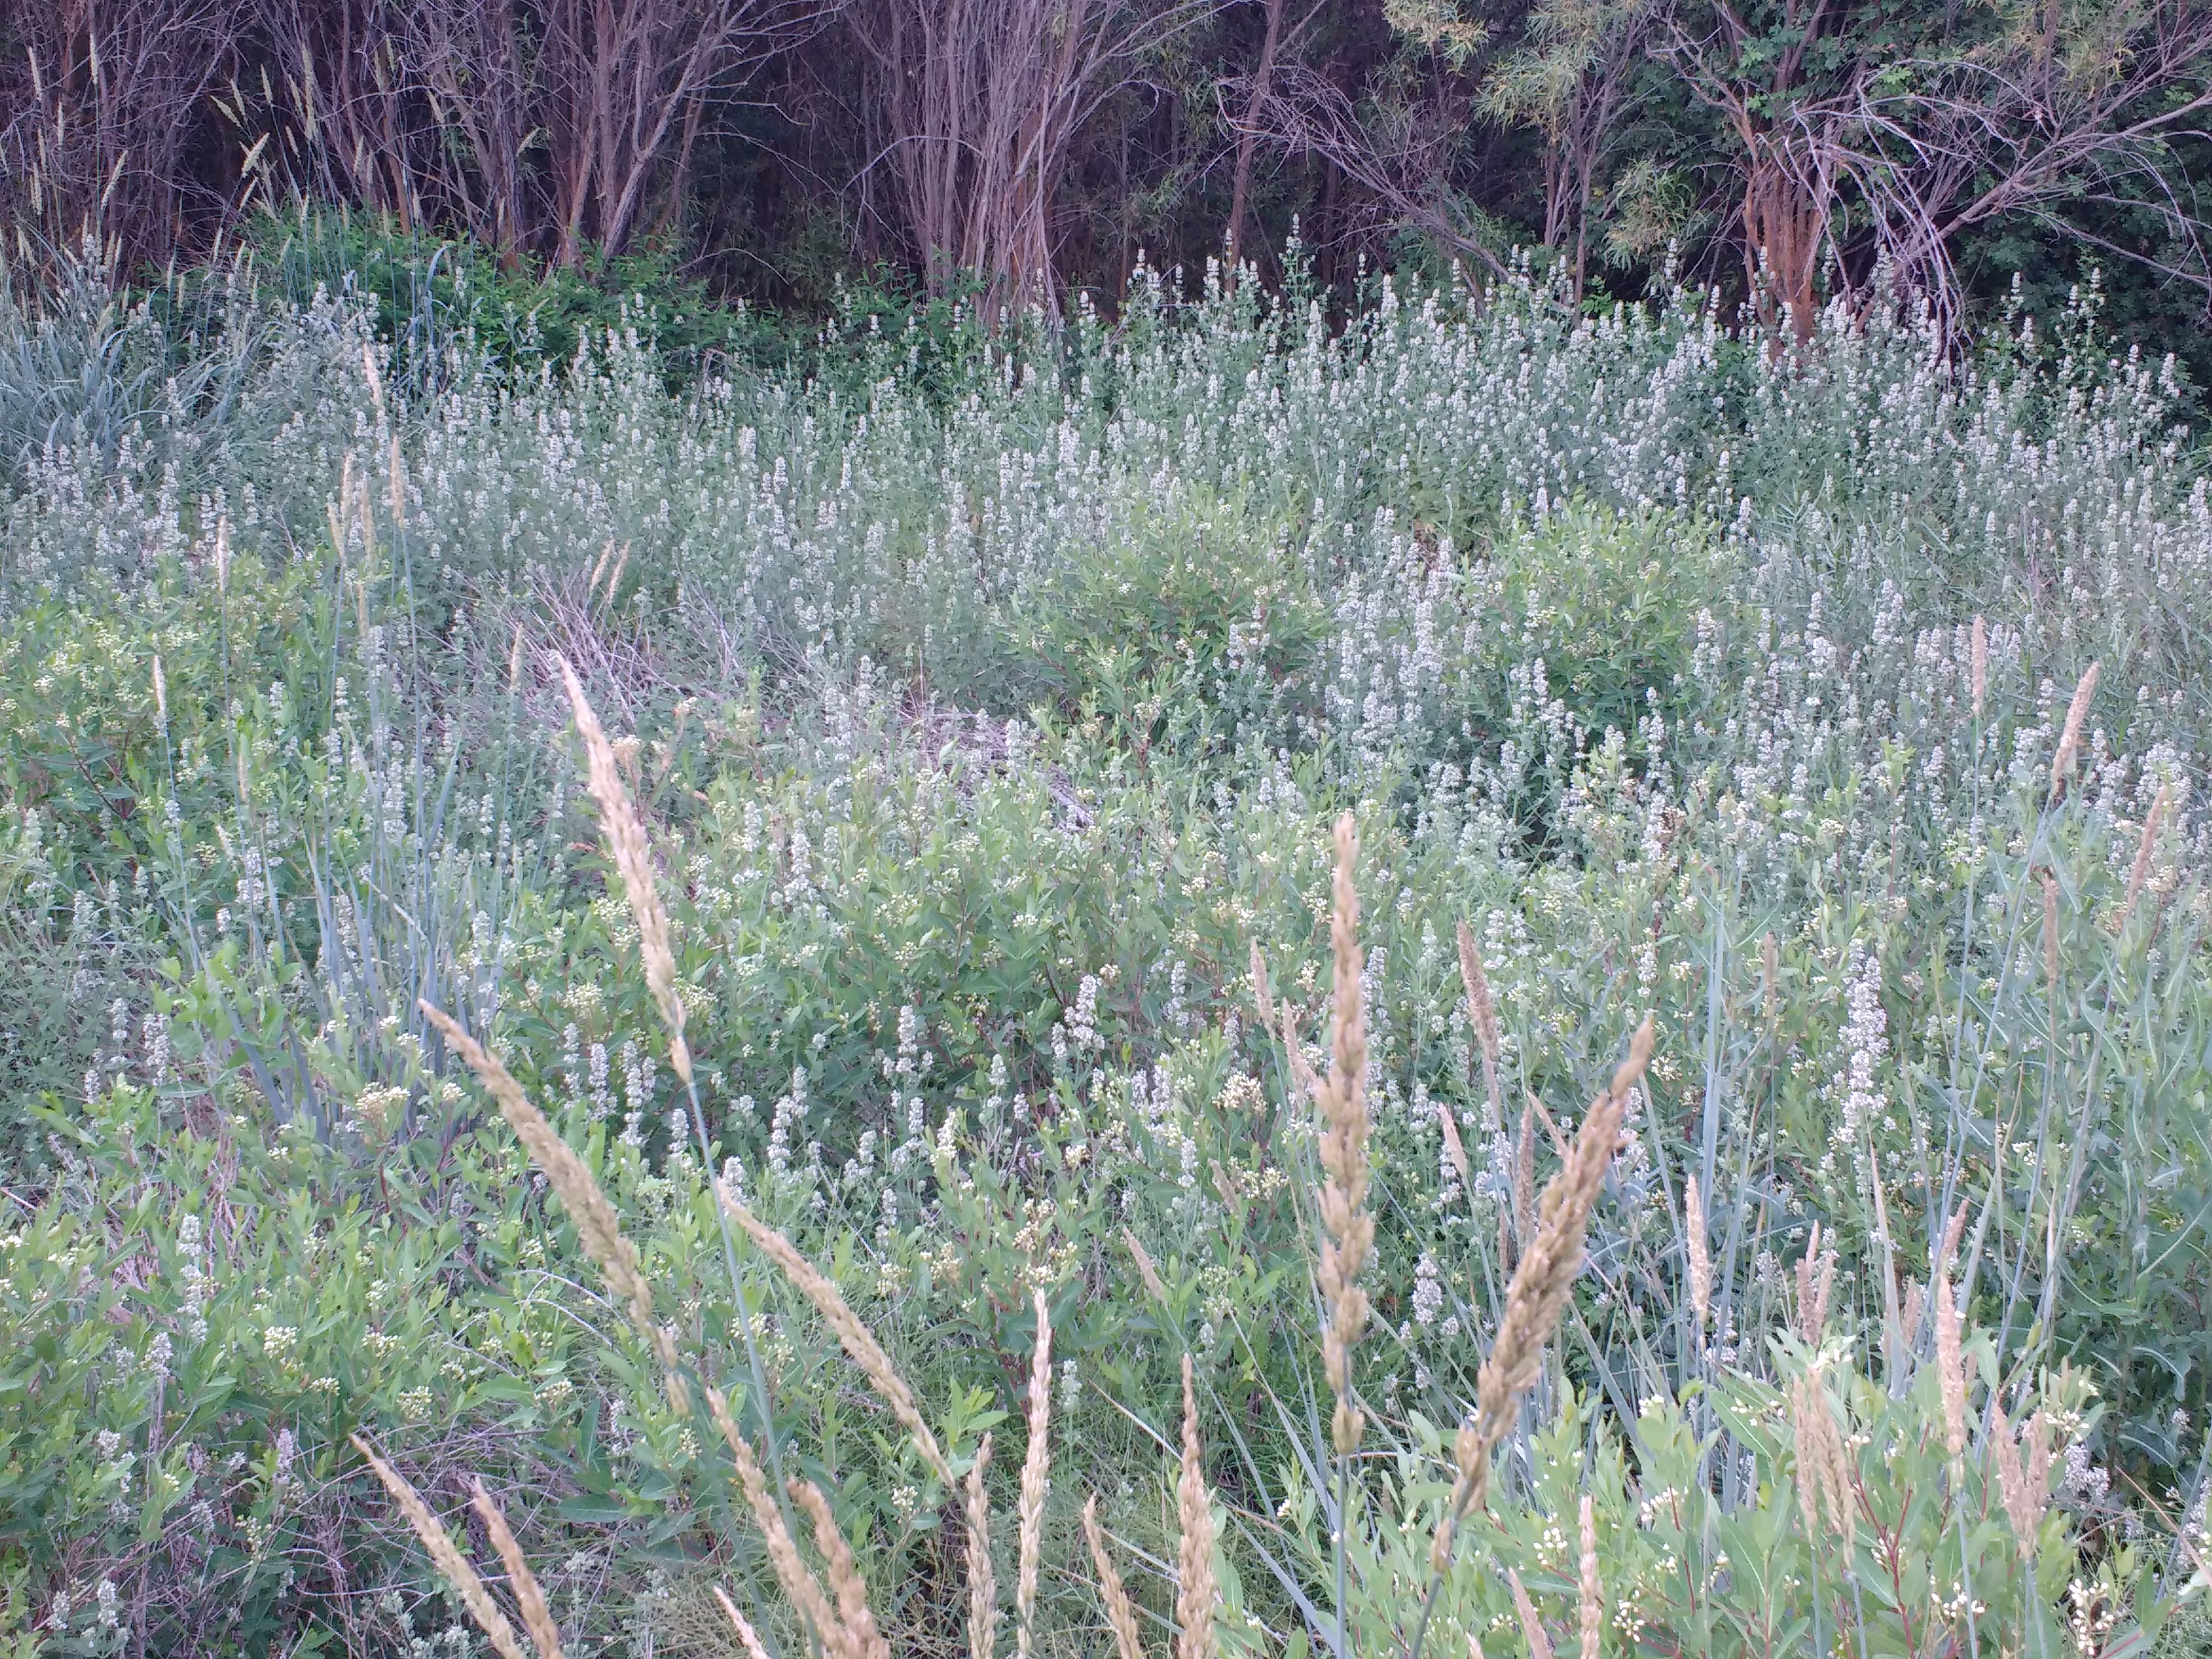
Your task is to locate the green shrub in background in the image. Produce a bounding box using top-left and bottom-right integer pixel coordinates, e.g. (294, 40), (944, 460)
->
(236, 210), (790, 391)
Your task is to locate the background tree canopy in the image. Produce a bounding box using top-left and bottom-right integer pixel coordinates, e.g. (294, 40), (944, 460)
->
(3, 0), (2208, 374)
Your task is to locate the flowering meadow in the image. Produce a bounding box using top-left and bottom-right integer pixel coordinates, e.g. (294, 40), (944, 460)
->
(3, 252), (2212, 1659)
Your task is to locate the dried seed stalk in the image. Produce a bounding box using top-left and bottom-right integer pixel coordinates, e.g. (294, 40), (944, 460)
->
(1126, 1228), (1170, 1304)
(2114, 784), (2170, 935)
(1934, 1204), (1969, 1463)
(419, 1001), (683, 1400)
(713, 1587), (775, 1659)
(1438, 1100), (1472, 1186)
(1788, 1368), (1854, 1540)
(1456, 919), (1503, 1133)
(2042, 869), (2061, 989)
(718, 1186), (956, 1488)
(558, 655), (692, 1086)
(1249, 939), (1275, 1040)
(967, 1435), (998, 1659)
(1083, 1496), (1146, 1659)
(1990, 1404), (2056, 1563)
(469, 1478), (567, 1659)
(1430, 1019), (1654, 1574)
(1016, 1291), (1053, 1659)
(350, 1436), (530, 1659)
(1177, 1355), (1217, 1659)
(1578, 1495), (1602, 1659)
(1310, 813), (1374, 1456)
(1795, 1224), (1836, 1342)
(1512, 1103), (1537, 1260)
(2050, 661), (2100, 794)
(705, 1387), (850, 1659)
(1509, 1568), (1554, 1659)
(1683, 1175), (1711, 1335)
(791, 1478), (890, 1659)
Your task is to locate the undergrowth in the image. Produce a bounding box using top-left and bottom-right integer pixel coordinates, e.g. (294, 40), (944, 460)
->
(1, 246), (2210, 1658)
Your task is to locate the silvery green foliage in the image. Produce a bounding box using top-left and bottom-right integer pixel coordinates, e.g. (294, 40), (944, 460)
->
(0, 256), (374, 599)
(7, 261), (2203, 767)
(378, 265), (2203, 789)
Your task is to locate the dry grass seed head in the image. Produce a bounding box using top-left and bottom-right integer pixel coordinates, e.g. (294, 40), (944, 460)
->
(1794, 1224), (1836, 1342)
(713, 1587), (776, 1659)
(1512, 1103), (1537, 1254)
(350, 1436), (531, 1659)
(1934, 1204), (1969, 1463)
(2114, 784), (2171, 934)
(1818, 1381), (1854, 1537)
(1177, 1354), (1218, 1659)
(1249, 939), (1275, 1040)
(2042, 869), (2061, 988)
(418, 1002), (684, 1402)
(1787, 1371), (1854, 1543)
(1439, 1100), (1472, 1185)
(1082, 1495), (1146, 1659)
(558, 655), (692, 1087)
(2050, 660), (2100, 793)
(1313, 811), (1373, 1456)
(1016, 1289), (1052, 1659)
(1126, 1228), (1170, 1304)
(967, 1434), (998, 1659)
(1432, 1019), (1653, 1573)
(718, 1186), (956, 1488)
(705, 1386), (851, 1659)
(1578, 1494), (1602, 1659)
(1901, 1280), (1925, 1350)
(1990, 1405), (2028, 1562)
(469, 1478), (567, 1659)
(1509, 1567), (1554, 1659)
(1990, 1403), (2056, 1564)
(1456, 918), (1503, 1132)
(791, 1478), (890, 1659)
(1789, 1375), (1823, 1539)
(1683, 1175), (1711, 1334)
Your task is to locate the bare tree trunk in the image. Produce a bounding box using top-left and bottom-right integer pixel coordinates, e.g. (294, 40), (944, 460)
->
(534, 0), (817, 269)
(1541, 145), (1570, 253)
(409, 0), (532, 260)
(853, 0), (1205, 316)
(1741, 140), (1825, 346)
(260, 0), (412, 221)
(2, 0), (247, 270)
(1226, 0), (1288, 286)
